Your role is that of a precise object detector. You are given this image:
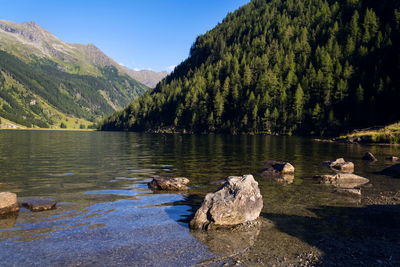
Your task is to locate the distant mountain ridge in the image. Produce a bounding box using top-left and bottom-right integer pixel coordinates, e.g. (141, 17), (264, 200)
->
(0, 19), (150, 128)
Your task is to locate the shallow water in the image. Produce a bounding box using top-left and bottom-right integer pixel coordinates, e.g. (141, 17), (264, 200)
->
(0, 130), (399, 266)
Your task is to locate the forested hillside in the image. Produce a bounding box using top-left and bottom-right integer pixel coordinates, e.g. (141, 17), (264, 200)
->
(0, 20), (148, 128)
(100, 0), (400, 135)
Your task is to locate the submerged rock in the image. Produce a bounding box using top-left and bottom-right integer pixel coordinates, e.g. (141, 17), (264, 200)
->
(362, 152), (377, 161)
(334, 188), (362, 196)
(148, 176), (190, 191)
(209, 179), (227, 186)
(0, 192), (19, 215)
(190, 174), (263, 230)
(315, 173), (369, 188)
(322, 158), (354, 173)
(381, 164), (400, 178)
(22, 199), (57, 212)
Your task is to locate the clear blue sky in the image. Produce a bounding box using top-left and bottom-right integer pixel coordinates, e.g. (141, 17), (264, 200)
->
(0, 0), (250, 72)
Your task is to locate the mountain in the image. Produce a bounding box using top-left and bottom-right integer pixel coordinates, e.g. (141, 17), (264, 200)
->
(100, 0), (400, 135)
(124, 69), (168, 88)
(0, 20), (148, 128)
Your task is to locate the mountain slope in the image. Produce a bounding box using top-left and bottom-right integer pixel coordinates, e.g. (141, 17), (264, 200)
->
(124, 69), (168, 88)
(100, 0), (400, 135)
(0, 20), (148, 128)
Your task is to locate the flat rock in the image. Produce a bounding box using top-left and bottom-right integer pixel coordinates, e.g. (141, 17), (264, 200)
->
(322, 158), (354, 173)
(362, 152), (377, 161)
(148, 176), (190, 191)
(22, 199), (57, 212)
(334, 188), (362, 196)
(381, 164), (400, 178)
(190, 174), (263, 230)
(315, 173), (369, 188)
(0, 192), (19, 215)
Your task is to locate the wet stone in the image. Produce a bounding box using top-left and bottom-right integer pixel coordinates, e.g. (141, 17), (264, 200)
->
(0, 192), (19, 215)
(322, 158), (354, 173)
(22, 199), (57, 212)
(315, 173), (369, 188)
(148, 176), (190, 191)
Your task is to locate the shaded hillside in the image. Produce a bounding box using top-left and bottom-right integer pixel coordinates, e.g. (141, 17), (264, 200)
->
(100, 0), (400, 135)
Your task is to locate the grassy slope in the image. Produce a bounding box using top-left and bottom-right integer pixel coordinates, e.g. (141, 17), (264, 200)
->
(338, 122), (400, 144)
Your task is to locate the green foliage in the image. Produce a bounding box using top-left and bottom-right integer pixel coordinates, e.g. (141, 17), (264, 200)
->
(0, 51), (147, 128)
(100, 0), (400, 135)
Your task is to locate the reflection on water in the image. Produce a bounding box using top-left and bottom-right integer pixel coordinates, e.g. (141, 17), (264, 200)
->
(0, 130), (400, 265)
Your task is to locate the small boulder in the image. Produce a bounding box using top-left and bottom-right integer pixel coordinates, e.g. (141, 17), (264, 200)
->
(315, 173), (369, 188)
(386, 156), (399, 162)
(190, 175), (263, 230)
(362, 152), (377, 161)
(381, 164), (400, 178)
(261, 161), (295, 178)
(322, 158), (354, 173)
(0, 192), (19, 215)
(148, 176), (190, 191)
(22, 199), (57, 212)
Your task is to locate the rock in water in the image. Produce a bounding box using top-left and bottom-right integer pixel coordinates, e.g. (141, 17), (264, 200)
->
(322, 158), (354, 173)
(0, 192), (19, 215)
(148, 176), (190, 191)
(362, 152), (377, 161)
(381, 164), (400, 178)
(190, 174), (263, 230)
(22, 199), (57, 212)
(386, 156), (399, 162)
(260, 161), (295, 181)
(316, 173), (369, 188)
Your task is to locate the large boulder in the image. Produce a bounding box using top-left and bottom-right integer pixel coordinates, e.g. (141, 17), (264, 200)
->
(22, 199), (57, 212)
(362, 152), (377, 161)
(315, 173), (369, 188)
(322, 158), (354, 173)
(381, 164), (400, 178)
(190, 175), (263, 230)
(0, 192), (19, 215)
(148, 176), (190, 191)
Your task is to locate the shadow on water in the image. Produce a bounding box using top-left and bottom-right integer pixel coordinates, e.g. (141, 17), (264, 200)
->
(262, 204), (400, 266)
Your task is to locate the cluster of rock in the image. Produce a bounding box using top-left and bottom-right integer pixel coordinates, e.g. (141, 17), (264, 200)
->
(147, 175), (264, 230)
(0, 191), (57, 215)
(358, 151), (400, 178)
(318, 157), (369, 196)
(322, 158), (354, 173)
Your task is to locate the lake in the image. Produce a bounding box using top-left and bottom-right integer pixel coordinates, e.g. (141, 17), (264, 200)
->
(0, 130), (400, 266)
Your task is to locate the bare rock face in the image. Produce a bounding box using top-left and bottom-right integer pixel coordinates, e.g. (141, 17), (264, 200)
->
(22, 199), (57, 212)
(381, 164), (400, 178)
(362, 152), (377, 161)
(316, 173), (369, 188)
(189, 175), (263, 230)
(148, 177), (190, 191)
(323, 158), (354, 173)
(0, 192), (19, 215)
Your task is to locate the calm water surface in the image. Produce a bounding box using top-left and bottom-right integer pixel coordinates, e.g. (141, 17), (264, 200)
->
(0, 130), (399, 266)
